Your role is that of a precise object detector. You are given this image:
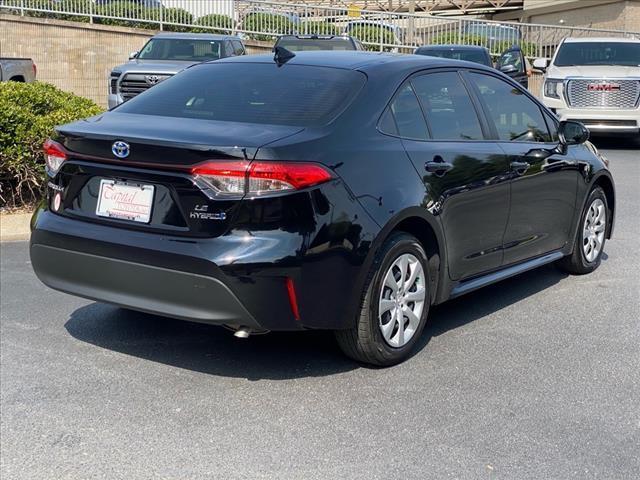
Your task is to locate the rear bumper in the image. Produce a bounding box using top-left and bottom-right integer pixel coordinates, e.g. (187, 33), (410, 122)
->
(31, 244), (260, 328)
(30, 207), (304, 331)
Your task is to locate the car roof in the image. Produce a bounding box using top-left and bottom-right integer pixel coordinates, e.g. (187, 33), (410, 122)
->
(416, 44), (489, 52)
(213, 50), (495, 73)
(152, 32), (241, 41)
(564, 37), (640, 43)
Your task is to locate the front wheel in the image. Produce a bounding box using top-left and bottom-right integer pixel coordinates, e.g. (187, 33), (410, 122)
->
(558, 186), (608, 275)
(335, 233), (430, 366)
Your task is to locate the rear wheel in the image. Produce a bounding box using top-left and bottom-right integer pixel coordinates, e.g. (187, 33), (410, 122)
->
(335, 233), (430, 366)
(558, 186), (608, 275)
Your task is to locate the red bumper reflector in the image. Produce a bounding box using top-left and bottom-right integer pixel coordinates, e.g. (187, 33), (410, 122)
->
(286, 277), (301, 321)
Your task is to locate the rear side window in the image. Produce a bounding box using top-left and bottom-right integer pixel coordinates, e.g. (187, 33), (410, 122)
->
(232, 41), (245, 55)
(116, 63), (366, 127)
(388, 84), (429, 140)
(470, 72), (552, 143)
(411, 72), (484, 141)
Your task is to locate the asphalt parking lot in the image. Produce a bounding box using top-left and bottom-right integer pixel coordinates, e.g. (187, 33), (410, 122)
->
(1, 138), (639, 480)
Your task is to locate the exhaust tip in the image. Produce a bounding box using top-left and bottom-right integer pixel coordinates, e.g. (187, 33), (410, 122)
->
(233, 327), (251, 339)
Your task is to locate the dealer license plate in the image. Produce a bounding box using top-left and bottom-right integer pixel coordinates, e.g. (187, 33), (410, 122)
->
(96, 179), (154, 223)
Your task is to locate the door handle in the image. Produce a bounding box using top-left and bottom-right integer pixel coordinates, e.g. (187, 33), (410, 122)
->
(425, 157), (453, 176)
(510, 160), (530, 175)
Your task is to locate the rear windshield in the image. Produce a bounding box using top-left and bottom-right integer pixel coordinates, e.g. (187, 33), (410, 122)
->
(137, 39), (226, 61)
(554, 42), (640, 66)
(276, 38), (355, 51)
(116, 63), (366, 127)
(416, 49), (491, 66)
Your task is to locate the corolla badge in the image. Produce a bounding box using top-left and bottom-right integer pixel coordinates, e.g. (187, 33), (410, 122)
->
(112, 141), (130, 159)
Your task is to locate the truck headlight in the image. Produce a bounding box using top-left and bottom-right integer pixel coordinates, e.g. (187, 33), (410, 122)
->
(109, 71), (121, 94)
(544, 79), (562, 99)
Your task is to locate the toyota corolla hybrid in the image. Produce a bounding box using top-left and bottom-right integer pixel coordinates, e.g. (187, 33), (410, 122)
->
(31, 51), (615, 366)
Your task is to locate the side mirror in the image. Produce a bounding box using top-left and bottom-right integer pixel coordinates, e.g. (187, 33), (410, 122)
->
(500, 64), (518, 74)
(559, 120), (589, 146)
(129, 51), (139, 60)
(532, 58), (548, 72)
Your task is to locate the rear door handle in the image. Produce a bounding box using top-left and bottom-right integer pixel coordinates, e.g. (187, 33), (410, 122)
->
(510, 161), (531, 175)
(425, 157), (453, 176)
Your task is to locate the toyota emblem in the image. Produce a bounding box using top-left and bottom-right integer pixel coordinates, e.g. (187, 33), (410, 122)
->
(111, 141), (130, 159)
(145, 75), (160, 85)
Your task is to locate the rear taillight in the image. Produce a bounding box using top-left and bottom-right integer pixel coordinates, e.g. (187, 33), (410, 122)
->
(43, 139), (67, 176)
(191, 161), (333, 198)
(32, 62), (37, 77)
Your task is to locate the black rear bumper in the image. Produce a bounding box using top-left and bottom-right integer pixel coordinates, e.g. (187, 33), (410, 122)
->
(30, 244), (260, 328)
(29, 207), (304, 330)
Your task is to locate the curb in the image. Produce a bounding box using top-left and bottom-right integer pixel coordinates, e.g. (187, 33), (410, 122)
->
(0, 213), (32, 242)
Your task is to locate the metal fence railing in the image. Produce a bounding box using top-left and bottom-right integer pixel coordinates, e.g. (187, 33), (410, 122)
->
(1, 0), (638, 59)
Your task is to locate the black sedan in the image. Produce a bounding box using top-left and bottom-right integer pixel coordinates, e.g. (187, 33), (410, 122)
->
(31, 52), (615, 366)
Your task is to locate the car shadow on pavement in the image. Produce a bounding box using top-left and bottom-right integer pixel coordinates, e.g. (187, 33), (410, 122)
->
(64, 262), (573, 379)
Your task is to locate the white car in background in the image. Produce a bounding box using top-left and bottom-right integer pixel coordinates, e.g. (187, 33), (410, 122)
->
(534, 37), (640, 136)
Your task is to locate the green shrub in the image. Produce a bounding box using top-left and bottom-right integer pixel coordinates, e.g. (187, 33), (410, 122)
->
(243, 13), (296, 41)
(192, 13), (234, 34)
(161, 7), (193, 32)
(301, 21), (338, 36)
(349, 25), (396, 51)
(95, 1), (159, 29)
(0, 82), (103, 209)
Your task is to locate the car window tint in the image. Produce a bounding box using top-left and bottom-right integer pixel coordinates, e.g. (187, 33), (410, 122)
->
(116, 63), (366, 127)
(378, 106), (398, 136)
(411, 72), (484, 141)
(389, 84), (429, 140)
(470, 72), (551, 142)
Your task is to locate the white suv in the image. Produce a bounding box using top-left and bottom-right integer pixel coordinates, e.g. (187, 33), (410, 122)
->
(534, 37), (640, 136)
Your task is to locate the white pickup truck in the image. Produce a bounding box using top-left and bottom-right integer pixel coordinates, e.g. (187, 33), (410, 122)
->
(534, 37), (640, 136)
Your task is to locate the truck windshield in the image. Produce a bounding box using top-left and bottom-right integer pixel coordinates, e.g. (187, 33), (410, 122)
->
(116, 63), (367, 127)
(554, 42), (640, 66)
(137, 39), (226, 61)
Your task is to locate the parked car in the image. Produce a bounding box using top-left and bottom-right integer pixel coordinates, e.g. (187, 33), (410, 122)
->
(0, 57), (36, 82)
(463, 22), (522, 47)
(274, 34), (364, 51)
(415, 44), (530, 88)
(108, 32), (245, 109)
(534, 37), (640, 136)
(32, 52), (615, 366)
(414, 45), (493, 67)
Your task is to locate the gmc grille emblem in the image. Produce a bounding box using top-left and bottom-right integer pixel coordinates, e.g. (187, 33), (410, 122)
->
(587, 82), (621, 92)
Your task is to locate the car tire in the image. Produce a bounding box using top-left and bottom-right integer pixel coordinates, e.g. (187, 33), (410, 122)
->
(335, 232), (430, 366)
(557, 186), (608, 275)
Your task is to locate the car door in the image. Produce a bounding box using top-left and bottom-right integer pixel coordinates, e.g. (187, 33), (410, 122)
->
(466, 71), (579, 265)
(496, 45), (528, 88)
(383, 71), (511, 280)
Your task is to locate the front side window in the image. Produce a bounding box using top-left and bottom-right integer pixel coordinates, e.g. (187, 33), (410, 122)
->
(411, 72), (484, 141)
(470, 72), (551, 143)
(138, 39), (225, 61)
(116, 63), (366, 127)
(388, 84), (429, 140)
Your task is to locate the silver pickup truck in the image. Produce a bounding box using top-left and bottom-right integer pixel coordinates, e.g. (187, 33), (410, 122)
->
(0, 58), (37, 82)
(108, 32), (246, 109)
